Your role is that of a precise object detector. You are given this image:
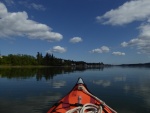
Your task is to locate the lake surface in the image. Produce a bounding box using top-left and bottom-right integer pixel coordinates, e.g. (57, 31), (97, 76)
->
(0, 67), (150, 113)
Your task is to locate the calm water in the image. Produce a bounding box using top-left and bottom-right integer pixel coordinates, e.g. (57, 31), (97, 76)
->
(0, 67), (150, 113)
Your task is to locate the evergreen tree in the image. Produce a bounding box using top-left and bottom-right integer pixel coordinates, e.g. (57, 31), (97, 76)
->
(36, 52), (43, 65)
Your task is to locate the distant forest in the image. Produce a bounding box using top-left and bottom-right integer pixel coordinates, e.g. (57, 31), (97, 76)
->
(119, 63), (150, 67)
(0, 52), (104, 67)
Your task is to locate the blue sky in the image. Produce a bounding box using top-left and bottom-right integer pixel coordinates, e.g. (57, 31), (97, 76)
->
(0, 0), (150, 64)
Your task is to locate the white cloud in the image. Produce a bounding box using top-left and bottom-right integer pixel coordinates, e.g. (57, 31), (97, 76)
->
(0, 2), (7, 17)
(69, 37), (82, 43)
(47, 46), (66, 53)
(19, 1), (46, 11)
(4, 0), (14, 6)
(90, 46), (110, 53)
(90, 48), (102, 53)
(121, 23), (150, 54)
(96, 0), (150, 25)
(0, 2), (62, 41)
(52, 46), (66, 53)
(101, 46), (110, 52)
(139, 23), (150, 38)
(30, 3), (46, 11)
(112, 52), (125, 56)
(121, 42), (128, 47)
(96, 0), (150, 54)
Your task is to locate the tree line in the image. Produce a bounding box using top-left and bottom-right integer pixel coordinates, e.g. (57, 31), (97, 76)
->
(0, 52), (104, 67)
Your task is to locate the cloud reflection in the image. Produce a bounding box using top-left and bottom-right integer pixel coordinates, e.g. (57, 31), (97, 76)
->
(115, 74), (150, 110)
(133, 83), (150, 108)
(52, 80), (66, 88)
(0, 93), (62, 113)
(114, 76), (126, 82)
(93, 80), (111, 87)
(124, 84), (130, 93)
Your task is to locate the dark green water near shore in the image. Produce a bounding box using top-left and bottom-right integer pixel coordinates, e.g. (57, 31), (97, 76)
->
(0, 67), (150, 113)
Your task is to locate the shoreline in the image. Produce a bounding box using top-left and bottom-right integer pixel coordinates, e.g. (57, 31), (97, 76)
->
(0, 65), (72, 68)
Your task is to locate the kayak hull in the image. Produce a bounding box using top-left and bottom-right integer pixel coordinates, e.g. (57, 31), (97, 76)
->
(47, 78), (117, 113)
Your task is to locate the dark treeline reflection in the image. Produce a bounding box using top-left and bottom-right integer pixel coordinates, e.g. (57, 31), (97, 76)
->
(0, 67), (104, 80)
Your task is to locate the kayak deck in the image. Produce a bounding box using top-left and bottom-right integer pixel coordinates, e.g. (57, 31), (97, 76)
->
(47, 78), (117, 113)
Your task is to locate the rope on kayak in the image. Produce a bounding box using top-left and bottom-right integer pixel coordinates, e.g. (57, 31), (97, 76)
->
(66, 103), (102, 113)
(66, 85), (103, 113)
(66, 85), (117, 113)
(80, 85), (117, 113)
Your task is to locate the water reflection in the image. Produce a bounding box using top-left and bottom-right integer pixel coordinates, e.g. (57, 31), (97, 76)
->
(0, 67), (150, 113)
(89, 68), (150, 113)
(129, 76), (150, 108)
(92, 75), (126, 87)
(93, 80), (111, 87)
(0, 67), (104, 80)
(0, 92), (62, 113)
(52, 80), (66, 88)
(114, 75), (126, 82)
(0, 68), (36, 79)
(0, 67), (73, 80)
(0, 67), (106, 81)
